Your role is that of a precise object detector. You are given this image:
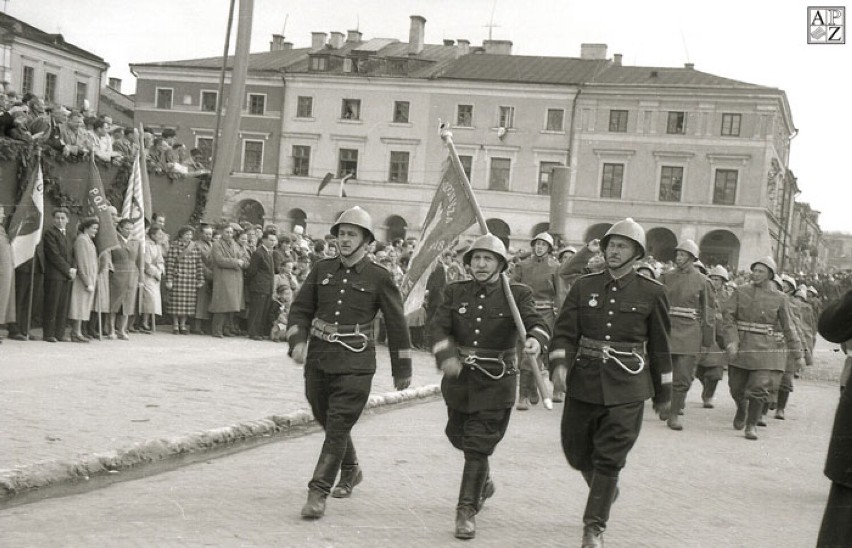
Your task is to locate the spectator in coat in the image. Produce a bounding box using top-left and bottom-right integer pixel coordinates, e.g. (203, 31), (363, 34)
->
(192, 224), (215, 334)
(165, 226), (204, 334)
(209, 224), (247, 338)
(68, 218), (99, 342)
(108, 219), (141, 340)
(139, 226), (166, 332)
(246, 229), (278, 340)
(42, 207), (76, 342)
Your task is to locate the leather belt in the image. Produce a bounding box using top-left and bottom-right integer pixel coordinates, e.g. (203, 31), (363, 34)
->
(577, 336), (645, 375)
(310, 318), (372, 352)
(736, 321), (774, 335)
(457, 346), (518, 380)
(670, 306), (699, 320)
(534, 300), (555, 310)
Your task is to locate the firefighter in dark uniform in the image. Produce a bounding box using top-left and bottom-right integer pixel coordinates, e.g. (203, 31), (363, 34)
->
(549, 218), (672, 548)
(430, 233), (550, 540)
(659, 239), (714, 431)
(816, 288), (852, 547)
(287, 206), (412, 519)
(511, 232), (559, 408)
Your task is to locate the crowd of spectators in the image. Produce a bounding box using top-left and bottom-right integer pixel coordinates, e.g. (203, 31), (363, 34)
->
(0, 86), (209, 177)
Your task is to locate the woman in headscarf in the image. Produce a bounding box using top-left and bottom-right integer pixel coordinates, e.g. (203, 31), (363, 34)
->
(139, 225), (166, 332)
(165, 225), (204, 334)
(68, 218), (99, 342)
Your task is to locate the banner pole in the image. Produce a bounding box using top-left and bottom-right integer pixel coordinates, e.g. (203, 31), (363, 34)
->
(25, 148), (42, 342)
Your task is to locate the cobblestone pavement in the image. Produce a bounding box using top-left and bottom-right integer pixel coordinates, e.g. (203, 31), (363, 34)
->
(0, 330), (441, 470)
(0, 375), (837, 547)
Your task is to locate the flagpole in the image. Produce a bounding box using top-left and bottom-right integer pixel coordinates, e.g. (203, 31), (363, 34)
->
(24, 147), (43, 342)
(439, 123), (553, 410)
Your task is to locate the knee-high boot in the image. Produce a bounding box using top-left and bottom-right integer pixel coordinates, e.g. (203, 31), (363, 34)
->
(302, 451), (342, 518)
(667, 391), (685, 431)
(744, 398), (763, 440)
(582, 473), (619, 548)
(455, 456), (488, 540)
(332, 437), (362, 498)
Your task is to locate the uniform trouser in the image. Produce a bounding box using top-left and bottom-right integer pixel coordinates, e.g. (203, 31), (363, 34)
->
(246, 292), (271, 338)
(42, 279), (70, 339)
(817, 481), (852, 547)
(445, 407), (512, 457)
(727, 366), (783, 403)
(561, 398), (644, 478)
(305, 367), (372, 494)
(779, 372), (795, 393)
(671, 354), (698, 412)
(696, 364), (724, 384)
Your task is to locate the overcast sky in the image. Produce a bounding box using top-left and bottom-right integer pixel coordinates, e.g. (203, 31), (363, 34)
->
(8, 0), (849, 231)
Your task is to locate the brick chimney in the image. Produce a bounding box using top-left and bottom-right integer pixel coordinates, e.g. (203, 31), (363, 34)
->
(456, 39), (470, 57)
(483, 39), (513, 55)
(613, 53), (622, 66)
(329, 31), (345, 49)
(346, 30), (362, 43)
(409, 15), (426, 55)
(580, 43), (607, 60)
(311, 32), (327, 50)
(270, 34), (285, 51)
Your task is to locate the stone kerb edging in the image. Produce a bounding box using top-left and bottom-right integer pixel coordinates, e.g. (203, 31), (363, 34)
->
(0, 384), (441, 501)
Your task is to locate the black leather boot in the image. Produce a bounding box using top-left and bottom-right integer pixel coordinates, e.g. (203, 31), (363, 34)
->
(331, 464), (363, 498)
(733, 399), (747, 430)
(455, 456), (488, 540)
(301, 452), (340, 519)
(775, 391), (789, 420)
(702, 379), (718, 408)
(667, 391), (685, 430)
(582, 473), (619, 548)
(744, 398), (763, 440)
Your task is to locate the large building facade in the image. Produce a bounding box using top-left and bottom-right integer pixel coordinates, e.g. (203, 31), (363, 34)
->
(130, 14), (803, 271)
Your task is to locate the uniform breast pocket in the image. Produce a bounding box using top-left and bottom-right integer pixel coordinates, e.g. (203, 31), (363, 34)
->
(349, 282), (376, 311)
(488, 308), (512, 321)
(316, 279), (339, 305)
(620, 301), (651, 316)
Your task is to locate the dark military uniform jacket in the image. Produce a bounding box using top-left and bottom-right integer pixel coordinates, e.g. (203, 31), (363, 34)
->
(549, 270), (673, 406)
(286, 255), (412, 378)
(430, 278), (550, 413)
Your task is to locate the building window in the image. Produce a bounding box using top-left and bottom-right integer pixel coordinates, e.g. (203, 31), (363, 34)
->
(458, 155), (473, 181)
(393, 101), (410, 123)
(21, 66), (34, 95)
(489, 158), (511, 191)
(666, 112), (686, 134)
(310, 56), (328, 71)
(338, 148), (358, 178)
(721, 113), (742, 136)
(389, 151), (410, 183)
(601, 163), (624, 198)
(292, 145), (311, 176)
(76, 81), (89, 110)
(659, 166), (684, 202)
(195, 137), (213, 168)
(498, 106), (514, 128)
(201, 91), (218, 112)
(609, 110), (628, 132)
(248, 94), (266, 115)
(457, 105), (473, 127)
(44, 72), (58, 104)
(242, 140), (263, 173)
(713, 169), (738, 205)
(341, 99), (361, 120)
(156, 88), (173, 110)
(296, 96), (313, 118)
(546, 109), (564, 131)
(538, 162), (562, 195)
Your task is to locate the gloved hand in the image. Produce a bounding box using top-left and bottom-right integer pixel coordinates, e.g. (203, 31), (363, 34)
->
(725, 342), (738, 362)
(441, 357), (462, 378)
(653, 400), (671, 419)
(292, 342), (307, 365)
(394, 376), (411, 390)
(552, 364), (568, 394)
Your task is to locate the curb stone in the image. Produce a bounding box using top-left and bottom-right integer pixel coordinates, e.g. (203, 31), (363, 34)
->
(0, 384), (441, 501)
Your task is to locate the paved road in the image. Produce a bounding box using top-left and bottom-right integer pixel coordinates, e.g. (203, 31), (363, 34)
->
(0, 376), (837, 547)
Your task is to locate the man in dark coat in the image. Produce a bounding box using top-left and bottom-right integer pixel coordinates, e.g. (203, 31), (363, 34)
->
(246, 229), (277, 340)
(42, 208), (76, 342)
(816, 288), (852, 547)
(287, 206), (412, 520)
(430, 233), (549, 540)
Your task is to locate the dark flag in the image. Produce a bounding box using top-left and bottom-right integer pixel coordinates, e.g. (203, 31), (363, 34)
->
(86, 157), (120, 256)
(316, 172), (334, 195)
(400, 156), (477, 315)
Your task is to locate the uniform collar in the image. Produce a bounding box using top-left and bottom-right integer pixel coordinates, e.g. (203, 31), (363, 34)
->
(333, 255), (369, 273)
(471, 278), (502, 295)
(605, 269), (638, 289)
(677, 262), (695, 274)
(532, 254), (548, 263)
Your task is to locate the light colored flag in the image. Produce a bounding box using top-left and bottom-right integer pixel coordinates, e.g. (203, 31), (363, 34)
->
(400, 156), (477, 315)
(123, 153), (148, 242)
(9, 162), (45, 268)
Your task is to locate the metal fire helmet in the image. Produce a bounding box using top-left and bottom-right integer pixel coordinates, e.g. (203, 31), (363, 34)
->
(530, 232), (555, 250)
(674, 239), (700, 260)
(600, 218), (646, 260)
(330, 206), (375, 243)
(558, 245), (578, 259)
(780, 273), (797, 291)
(750, 256), (777, 278)
(708, 265), (730, 281)
(464, 233), (509, 271)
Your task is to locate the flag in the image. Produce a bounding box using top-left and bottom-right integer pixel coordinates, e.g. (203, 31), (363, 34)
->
(86, 157), (121, 257)
(9, 160), (44, 268)
(123, 153), (148, 242)
(316, 172), (334, 195)
(400, 156), (477, 315)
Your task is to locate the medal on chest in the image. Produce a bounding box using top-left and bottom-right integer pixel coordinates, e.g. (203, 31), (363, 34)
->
(321, 274), (333, 285)
(458, 302), (469, 314)
(588, 293), (599, 307)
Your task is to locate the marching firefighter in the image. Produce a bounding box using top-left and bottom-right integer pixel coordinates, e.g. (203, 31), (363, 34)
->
(287, 206), (412, 519)
(696, 265), (731, 409)
(720, 257), (803, 441)
(549, 218), (672, 548)
(430, 233), (550, 540)
(775, 274), (814, 420)
(511, 232), (560, 408)
(659, 239), (715, 431)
